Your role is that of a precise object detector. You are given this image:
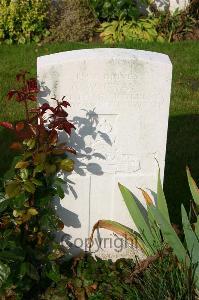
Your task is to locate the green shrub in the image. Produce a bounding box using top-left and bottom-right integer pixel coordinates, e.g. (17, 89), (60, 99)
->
(0, 0), (50, 44)
(98, 17), (165, 44)
(41, 253), (195, 299)
(46, 0), (97, 43)
(90, 0), (140, 21)
(156, 7), (198, 42)
(0, 71), (76, 299)
(92, 0), (198, 42)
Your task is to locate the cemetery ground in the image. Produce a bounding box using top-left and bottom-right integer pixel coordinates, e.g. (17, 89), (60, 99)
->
(0, 40), (198, 225)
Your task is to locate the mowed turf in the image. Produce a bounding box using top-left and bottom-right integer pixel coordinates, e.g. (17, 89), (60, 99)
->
(0, 41), (198, 223)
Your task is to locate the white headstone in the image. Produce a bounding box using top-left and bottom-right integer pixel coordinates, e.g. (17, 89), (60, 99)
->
(154, 0), (189, 12)
(138, 0), (189, 14)
(37, 48), (172, 258)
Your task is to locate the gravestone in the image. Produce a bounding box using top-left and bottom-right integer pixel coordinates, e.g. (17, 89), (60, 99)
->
(37, 48), (172, 259)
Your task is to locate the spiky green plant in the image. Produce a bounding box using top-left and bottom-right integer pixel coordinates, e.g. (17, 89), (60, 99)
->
(90, 170), (170, 256)
(90, 167), (199, 290)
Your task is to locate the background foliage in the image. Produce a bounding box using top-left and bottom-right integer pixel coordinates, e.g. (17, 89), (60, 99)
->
(98, 17), (164, 44)
(97, 1), (198, 43)
(156, 4), (198, 42)
(46, 0), (97, 43)
(0, 0), (50, 44)
(0, 0), (197, 44)
(90, 0), (141, 21)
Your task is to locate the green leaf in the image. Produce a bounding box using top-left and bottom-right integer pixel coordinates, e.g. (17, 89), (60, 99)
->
(181, 205), (199, 264)
(186, 167), (199, 206)
(157, 35), (165, 42)
(27, 208), (38, 216)
(4, 156), (22, 180)
(157, 170), (170, 223)
(23, 151), (33, 160)
(19, 262), (27, 279)
(194, 216), (199, 240)
(34, 164), (44, 174)
(151, 206), (188, 264)
(33, 153), (46, 165)
(48, 248), (64, 261)
(46, 264), (60, 283)
(0, 193), (8, 213)
(118, 183), (155, 254)
(19, 262), (39, 281)
(15, 161), (29, 169)
(147, 205), (162, 248)
(5, 181), (21, 198)
(35, 195), (52, 207)
(55, 184), (65, 199)
(20, 168), (29, 181)
(0, 262), (10, 288)
(3, 229), (12, 239)
(27, 138), (36, 150)
(10, 193), (27, 209)
(40, 214), (57, 231)
(45, 163), (57, 175)
(26, 263), (39, 281)
(55, 177), (66, 185)
(24, 181), (36, 194)
(60, 159), (74, 172)
(31, 178), (43, 186)
(181, 205), (199, 288)
(0, 249), (25, 262)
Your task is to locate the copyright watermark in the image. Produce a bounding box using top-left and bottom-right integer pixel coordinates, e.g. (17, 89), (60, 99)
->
(61, 235), (129, 253)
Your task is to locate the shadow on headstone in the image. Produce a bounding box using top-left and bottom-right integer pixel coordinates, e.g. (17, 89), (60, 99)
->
(38, 81), (51, 102)
(56, 231), (84, 259)
(59, 107), (114, 180)
(55, 199), (81, 228)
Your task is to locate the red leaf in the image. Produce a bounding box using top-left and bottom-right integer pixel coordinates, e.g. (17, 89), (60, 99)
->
(62, 146), (76, 154)
(61, 101), (70, 108)
(52, 145), (76, 155)
(7, 90), (25, 102)
(27, 95), (37, 101)
(48, 120), (59, 130)
(55, 110), (68, 118)
(63, 122), (75, 135)
(10, 142), (22, 151)
(28, 124), (37, 135)
(27, 79), (39, 93)
(40, 103), (52, 112)
(15, 92), (24, 102)
(15, 122), (24, 132)
(0, 122), (14, 130)
(49, 129), (58, 145)
(7, 90), (17, 100)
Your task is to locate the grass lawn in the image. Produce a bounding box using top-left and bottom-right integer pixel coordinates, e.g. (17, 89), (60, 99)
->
(0, 41), (198, 223)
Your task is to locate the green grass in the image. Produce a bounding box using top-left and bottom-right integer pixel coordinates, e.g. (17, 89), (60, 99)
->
(0, 41), (198, 223)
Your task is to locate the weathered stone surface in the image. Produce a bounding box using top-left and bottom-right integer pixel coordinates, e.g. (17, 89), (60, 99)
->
(37, 48), (172, 258)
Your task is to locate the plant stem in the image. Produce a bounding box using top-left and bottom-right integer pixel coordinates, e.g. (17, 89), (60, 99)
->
(24, 99), (30, 121)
